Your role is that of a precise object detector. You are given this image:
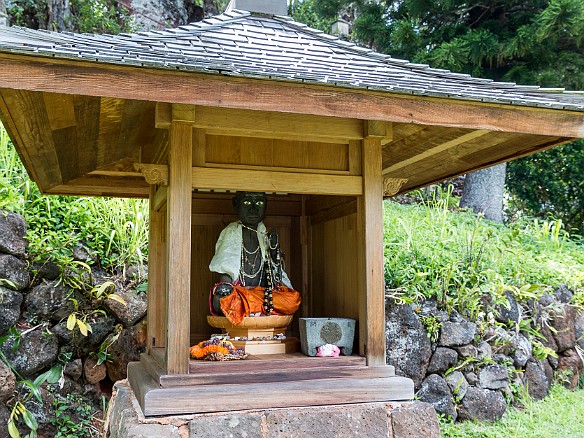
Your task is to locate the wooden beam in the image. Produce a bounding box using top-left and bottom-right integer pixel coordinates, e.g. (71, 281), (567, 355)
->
(191, 167), (362, 196)
(300, 196), (311, 319)
(134, 164), (363, 195)
(0, 89), (63, 190)
(44, 184), (148, 197)
(153, 185), (167, 212)
(196, 106), (362, 142)
(382, 129), (491, 175)
(148, 186), (167, 354)
(165, 118), (193, 375)
(0, 91), (41, 184)
(172, 103), (195, 123)
(395, 136), (575, 194)
(155, 102), (172, 128)
(140, 373), (413, 416)
(363, 120), (386, 138)
(1, 55), (583, 138)
(358, 137), (385, 367)
(156, 103), (361, 142)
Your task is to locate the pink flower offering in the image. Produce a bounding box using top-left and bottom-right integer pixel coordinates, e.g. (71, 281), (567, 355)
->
(316, 344), (341, 357)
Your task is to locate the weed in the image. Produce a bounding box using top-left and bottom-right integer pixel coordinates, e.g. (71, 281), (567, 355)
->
(532, 340), (558, 361)
(91, 324), (123, 365)
(420, 314), (442, 342)
(51, 393), (100, 437)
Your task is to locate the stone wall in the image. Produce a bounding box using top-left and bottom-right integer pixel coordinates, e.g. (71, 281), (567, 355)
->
(0, 210), (148, 437)
(386, 288), (584, 422)
(128, 0), (208, 30)
(3, 207), (584, 434)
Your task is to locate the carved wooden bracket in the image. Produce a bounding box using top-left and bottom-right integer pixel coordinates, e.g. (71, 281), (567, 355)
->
(383, 177), (408, 197)
(134, 164), (169, 186)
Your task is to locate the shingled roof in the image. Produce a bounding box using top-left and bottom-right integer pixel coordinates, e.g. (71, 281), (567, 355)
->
(0, 9), (583, 112)
(0, 7), (583, 198)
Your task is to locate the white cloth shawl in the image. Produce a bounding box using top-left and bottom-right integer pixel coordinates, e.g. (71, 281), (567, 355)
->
(209, 221), (292, 288)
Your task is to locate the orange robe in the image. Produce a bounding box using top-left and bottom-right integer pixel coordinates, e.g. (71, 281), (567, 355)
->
(220, 285), (301, 325)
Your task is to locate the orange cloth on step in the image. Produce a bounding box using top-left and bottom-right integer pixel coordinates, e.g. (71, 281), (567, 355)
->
(220, 285), (301, 326)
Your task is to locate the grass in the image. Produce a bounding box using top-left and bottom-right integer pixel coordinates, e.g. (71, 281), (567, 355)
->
(440, 385), (584, 437)
(384, 190), (584, 318)
(0, 125), (149, 273)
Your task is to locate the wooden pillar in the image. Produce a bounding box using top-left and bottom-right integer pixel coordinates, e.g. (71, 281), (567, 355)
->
(147, 186), (167, 353)
(300, 195), (311, 317)
(165, 109), (193, 374)
(359, 122), (386, 366)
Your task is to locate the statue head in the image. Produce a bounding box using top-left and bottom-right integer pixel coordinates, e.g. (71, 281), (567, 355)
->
(232, 192), (267, 227)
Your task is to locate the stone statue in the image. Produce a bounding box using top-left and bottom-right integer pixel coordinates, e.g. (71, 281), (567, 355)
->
(209, 192), (301, 324)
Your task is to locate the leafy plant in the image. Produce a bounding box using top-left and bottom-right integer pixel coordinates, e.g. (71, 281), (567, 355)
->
(384, 197), (584, 312)
(91, 324), (122, 365)
(420, 314), (442, 343)
(1, 327), (64, 438)
(532, 340), (558, 361)
(64, 280), (126, 337)
(51, 393), (100, 437)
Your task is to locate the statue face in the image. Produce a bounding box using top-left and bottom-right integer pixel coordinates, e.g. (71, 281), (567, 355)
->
(233, 192), (267, 227)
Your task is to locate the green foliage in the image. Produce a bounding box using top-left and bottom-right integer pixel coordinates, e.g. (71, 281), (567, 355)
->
(7, 0), (134, 34)
(383, 194), (584, 317)
(64, 275), (126, 338)
(532, 340), (558, 361)
(419, 314), (442, 342)
(0, 125), (149, 273)
(69, 0), (134, 34)
(289, 0), (335, 33)
(51, 393), (100, 437)
(7, 0), (47, 29)
(506, 140), (584, 233)
(441, 385), (584, 437)
(92, 324), (123, 365)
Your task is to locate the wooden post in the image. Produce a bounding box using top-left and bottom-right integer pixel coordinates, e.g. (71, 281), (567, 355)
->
(147, 186), (167, 354)
(165, 113), (193, 374)
(300, 195), (311, 317)
(359, 128), (385, 366)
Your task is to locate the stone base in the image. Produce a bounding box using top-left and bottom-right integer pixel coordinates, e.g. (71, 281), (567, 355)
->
(105, 380), (440, 438)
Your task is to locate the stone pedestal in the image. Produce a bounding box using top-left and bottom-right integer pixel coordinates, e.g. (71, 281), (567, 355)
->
(105, 380), (440, 438)
(207, 315), (300, 354)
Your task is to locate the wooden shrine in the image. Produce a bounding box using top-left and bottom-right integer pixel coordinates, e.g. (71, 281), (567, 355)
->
(0, 2), (583, 417)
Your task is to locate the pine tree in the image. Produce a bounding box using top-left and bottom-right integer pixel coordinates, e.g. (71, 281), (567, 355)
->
(292, 0), (584, 225)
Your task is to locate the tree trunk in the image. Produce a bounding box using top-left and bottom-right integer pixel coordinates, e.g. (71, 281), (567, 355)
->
(0, 0), (8, 26)
(47, 0), (71, 31)
(460, 163), (506, 223)
(203, 0), (218, 16)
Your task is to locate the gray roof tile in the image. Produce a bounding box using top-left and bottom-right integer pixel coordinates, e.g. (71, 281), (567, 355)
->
(0, 9), (583, 111)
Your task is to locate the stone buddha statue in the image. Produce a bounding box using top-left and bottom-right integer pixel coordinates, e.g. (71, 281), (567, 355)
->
(209, 192), (301, 325)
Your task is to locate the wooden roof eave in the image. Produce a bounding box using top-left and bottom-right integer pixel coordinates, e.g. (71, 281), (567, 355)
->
(386, 136), (576, 197)
(0, 52), (583, 139)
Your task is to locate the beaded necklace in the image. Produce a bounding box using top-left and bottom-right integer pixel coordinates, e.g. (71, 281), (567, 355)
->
(238, 221), (277, 314)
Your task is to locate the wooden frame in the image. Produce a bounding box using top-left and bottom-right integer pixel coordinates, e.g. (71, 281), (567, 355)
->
(165, 117), (193, 374)
(122, 111), (414, 414)
(0, 54), (583, 138)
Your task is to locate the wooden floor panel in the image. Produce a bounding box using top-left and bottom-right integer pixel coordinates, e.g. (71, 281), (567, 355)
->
(130, 352), (412, 416)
